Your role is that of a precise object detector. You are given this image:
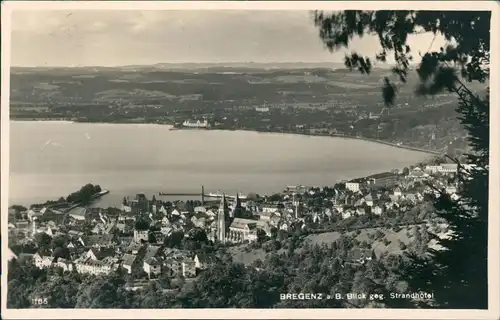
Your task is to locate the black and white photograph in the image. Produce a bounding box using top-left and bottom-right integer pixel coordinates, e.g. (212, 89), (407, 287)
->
(1, 1), (499, 319)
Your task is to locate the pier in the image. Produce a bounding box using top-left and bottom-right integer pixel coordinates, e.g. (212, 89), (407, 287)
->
(158, 193), (243, 199)
(157, 186), (246, 205)
(158, 193), (203, 196)
(158, 186), (209, 204)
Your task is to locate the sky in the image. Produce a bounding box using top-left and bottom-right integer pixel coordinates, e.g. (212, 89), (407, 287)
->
(10, 10), (445, 67)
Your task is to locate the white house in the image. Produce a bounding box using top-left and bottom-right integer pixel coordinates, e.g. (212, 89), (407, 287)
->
(75, 258), (117, 276)
(34, 252), (54, 269)
(193, 253), (216, 271)
(144, 257), (162, 276)
(346, 182), (360, 192)
(425, 165), (442, 174)
(134, 229), (149, 243)
(262, 205), (279, 214)
(194, 206), (207, 213)
(372, 206), (383, 215)
(182, 260), (197, 278)
(439, 164), (458, 174)
(182, 119), (210, 128)
(393, 187), (402, 197)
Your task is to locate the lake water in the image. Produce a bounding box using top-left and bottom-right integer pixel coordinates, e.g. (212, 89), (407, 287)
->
(9, 121), (432, 207)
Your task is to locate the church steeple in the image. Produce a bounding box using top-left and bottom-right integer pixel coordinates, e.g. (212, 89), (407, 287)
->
(231, 193), (242, 218)
(32, 218), (37, 236)
(217, 194), (229, 243)
(219, 194), (229, 212)
(235, 193), (241, 208)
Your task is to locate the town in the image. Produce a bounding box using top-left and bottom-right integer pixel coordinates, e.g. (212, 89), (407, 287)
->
(4, 5), (492, 313)
(7, 159), (466, 295)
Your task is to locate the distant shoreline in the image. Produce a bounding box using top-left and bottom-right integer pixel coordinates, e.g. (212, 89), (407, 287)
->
(205, 127), (442, 156)
(9, 118), (442, 156)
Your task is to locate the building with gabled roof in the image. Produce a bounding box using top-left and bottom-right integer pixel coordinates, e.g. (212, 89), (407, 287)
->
(439, 163), (458, 174)
(68, 207), (88, 222)
(182, 260), (197, 278)
(144, 245), (161, 261)
(75, 257), (119, 276)
(80, 234), (117, 248)
(144, 257), (162, 277)
(34, 251), (54, 269)
(193, 253), (218, 271)
(121, 253), (137, 274)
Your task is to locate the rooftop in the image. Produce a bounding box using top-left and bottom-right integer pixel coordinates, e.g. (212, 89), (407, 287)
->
(230, 218), (258, 230)
(144, 245), (161, 260)
(144, 257), (161, 266)
(122, 253), (137, 266)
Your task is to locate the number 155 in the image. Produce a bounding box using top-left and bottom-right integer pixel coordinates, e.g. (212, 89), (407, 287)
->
(31, 298), (48, 305)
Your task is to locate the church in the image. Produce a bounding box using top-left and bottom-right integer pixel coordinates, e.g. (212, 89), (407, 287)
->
(210, 194), (264, 244)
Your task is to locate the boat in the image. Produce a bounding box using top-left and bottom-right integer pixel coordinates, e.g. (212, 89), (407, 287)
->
(206, 192), (222, 198)
(206, 192), (247, 200)
(98, 189), (110, 196)
(91, 189), (110, 200)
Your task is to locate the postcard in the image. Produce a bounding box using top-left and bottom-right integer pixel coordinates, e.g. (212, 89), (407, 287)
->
(1, 1), (499, 319)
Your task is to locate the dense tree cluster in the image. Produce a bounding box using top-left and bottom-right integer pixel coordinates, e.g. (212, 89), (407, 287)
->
(66, 184), (102, 204)
(314, 9), (490, 309)
(7, 233), (417, 309)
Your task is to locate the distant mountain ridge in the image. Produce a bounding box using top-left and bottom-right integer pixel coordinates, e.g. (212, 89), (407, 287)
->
(11, 62), (395, 72)
(11, 62), (398, 73)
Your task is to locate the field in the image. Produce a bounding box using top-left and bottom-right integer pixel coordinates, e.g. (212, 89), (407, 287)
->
(227, 222), (453, 265)
(12, 65), (480, 107)
(9, 64), (487, 156)
(305, 223), (451, 257)
(305, 227), (414, 257)
(228, 246), (268, 265)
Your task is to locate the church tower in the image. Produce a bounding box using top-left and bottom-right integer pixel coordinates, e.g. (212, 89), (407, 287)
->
(231, 193), (242, 218)
(293, 193), (299, 219)
(217, 194), (229, 243)
(32, 218), (37, 237)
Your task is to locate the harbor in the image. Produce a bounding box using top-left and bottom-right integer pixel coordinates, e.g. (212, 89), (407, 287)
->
(158, 186), (247, 204)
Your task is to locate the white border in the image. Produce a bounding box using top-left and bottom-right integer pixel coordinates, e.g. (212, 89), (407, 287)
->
(1, 1), (499, 319)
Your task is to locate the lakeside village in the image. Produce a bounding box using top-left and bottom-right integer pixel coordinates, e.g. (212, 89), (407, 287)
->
(7, 161), (467, 292)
